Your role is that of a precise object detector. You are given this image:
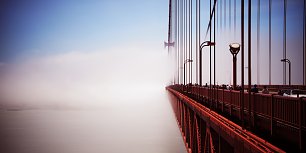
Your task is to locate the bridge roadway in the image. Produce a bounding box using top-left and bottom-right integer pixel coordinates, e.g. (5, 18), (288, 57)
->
(167, 84), (306, 153)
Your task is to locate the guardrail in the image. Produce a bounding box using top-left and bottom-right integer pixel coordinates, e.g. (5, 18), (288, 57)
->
(167, 87), (285, 153)
(168, 84), (306, 152)
(243, 85), (306, 90)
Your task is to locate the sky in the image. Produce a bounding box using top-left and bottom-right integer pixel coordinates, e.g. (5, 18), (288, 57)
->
(0, 0), (168, 61)
(0, 2), (188, 152)
(0, 0), (305, 108)
(0, 0), (172, 108)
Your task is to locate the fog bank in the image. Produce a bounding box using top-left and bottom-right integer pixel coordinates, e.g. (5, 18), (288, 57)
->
(0, 47), (172, 109)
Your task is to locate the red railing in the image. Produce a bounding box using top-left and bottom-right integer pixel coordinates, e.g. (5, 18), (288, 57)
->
(244, 85), (306, 91)
(167, 87), (285, 153)
(252, 93), (272, 116)
(169, 84), (306, 152)
(273, 95), (300, 126)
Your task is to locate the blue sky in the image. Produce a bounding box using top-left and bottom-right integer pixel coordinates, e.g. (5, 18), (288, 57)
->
(0, 0), (304, 110)
(0, 0), (168, 62)
(0, 0), (173, 107)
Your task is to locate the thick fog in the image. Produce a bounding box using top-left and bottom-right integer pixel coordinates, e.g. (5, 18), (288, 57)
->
(0, 47), (173, 109)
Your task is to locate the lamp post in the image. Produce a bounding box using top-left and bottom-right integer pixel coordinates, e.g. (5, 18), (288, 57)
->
(281, 58), (291, 85)
(229, 43), (241, 90)
(184, 59), (193, 85)
(199, 41), (215, 86)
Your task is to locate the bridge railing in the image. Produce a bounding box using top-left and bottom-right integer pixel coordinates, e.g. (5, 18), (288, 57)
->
(243, 85), (306, 91)
(167, 87), (285, 153)
(174, 84), (305, 127)
(273, 95), (300, 126)
(169, 84), (306, 152)
(252, 93), (272, 117)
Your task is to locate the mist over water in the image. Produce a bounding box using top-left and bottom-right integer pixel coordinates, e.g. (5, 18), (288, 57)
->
(0, 47), (172, 108)
(0, 91), (186, 153)
(0, 0), (187, 152)
(0, 49), (186, 153)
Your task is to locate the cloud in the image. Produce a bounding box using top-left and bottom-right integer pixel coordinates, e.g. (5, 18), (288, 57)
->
(0, 47), (172, 109)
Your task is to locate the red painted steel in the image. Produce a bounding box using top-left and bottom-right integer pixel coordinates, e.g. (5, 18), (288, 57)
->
(167, 86), (285, 153)
(243, 85), (306, 91)
(169, 84), (305, 152)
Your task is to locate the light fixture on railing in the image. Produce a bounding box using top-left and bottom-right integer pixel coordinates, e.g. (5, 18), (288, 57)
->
(229, 43), (241, 89)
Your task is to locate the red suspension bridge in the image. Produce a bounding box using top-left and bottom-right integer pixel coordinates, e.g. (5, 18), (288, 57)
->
(165, 0), (306, 152)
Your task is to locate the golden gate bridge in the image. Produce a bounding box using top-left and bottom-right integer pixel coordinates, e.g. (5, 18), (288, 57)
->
(165, 0), (306, 152)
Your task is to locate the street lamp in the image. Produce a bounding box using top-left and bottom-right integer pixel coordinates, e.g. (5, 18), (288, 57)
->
(184, 59), (193, 85)
(199, 41), (215, 86)
(281, 58), (291, 85)
(229, 43), (241, 89)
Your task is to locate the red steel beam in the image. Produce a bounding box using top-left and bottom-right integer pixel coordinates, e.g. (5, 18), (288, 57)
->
(167, 87), (285, 153)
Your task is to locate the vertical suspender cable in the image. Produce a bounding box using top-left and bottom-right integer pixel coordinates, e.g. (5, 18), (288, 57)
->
(229, 0), (231, 31)
(174, 0), (177, 84)
(214, 0), (216, 102)
(185, 0), (188, 84)
(217, 0), (219, 33)
(174, 0), (176, 84)
(167, 0), (171, 80)
(303, 0), (306, 85)
(283, 0), (287, 85)
(188, 0), (191, 84)
(186, 0), (188, 84)
(182, 0), (184, 84)
(234, 0), (236, 37)
(167, 0), (172, 58)
(269, 0), (271, 85)
(183, 0), (184, 84)
(199, 0), (202, 85)
(186, 0), (188, 85)
(187, 0), (189, 84)
(196, 0), (198, 84)
(177, 0), (180, 85)
(210, 0), (212, 107)
(190, 0), (193, 84)
(168, 0), (173, 81)
(182, 0), (184, 85)
(241, 0), (245, 128)
(248, 0), (252, 128)
(173, 1), (176, 84)
(177, 0), (179, 84)
(221, 0), (222, 31)
(181, 0), (183, 84)
(257, 0), (260, 85)
(183, 0), (186, 85)
(188, 0), (191, 83)
(224, 0), (226, 29)
(178, 0), (180, 85)
(168, 0), (172, 50)
(178, 0), (180, 84)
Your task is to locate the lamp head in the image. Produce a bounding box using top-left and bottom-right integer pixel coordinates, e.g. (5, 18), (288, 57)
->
(164, 41), (175, 48)
(201, 41), (215, 47)
(205, 41), (215, 46)
(229, 43), (240, 55)
(185, 59), (193, 63)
